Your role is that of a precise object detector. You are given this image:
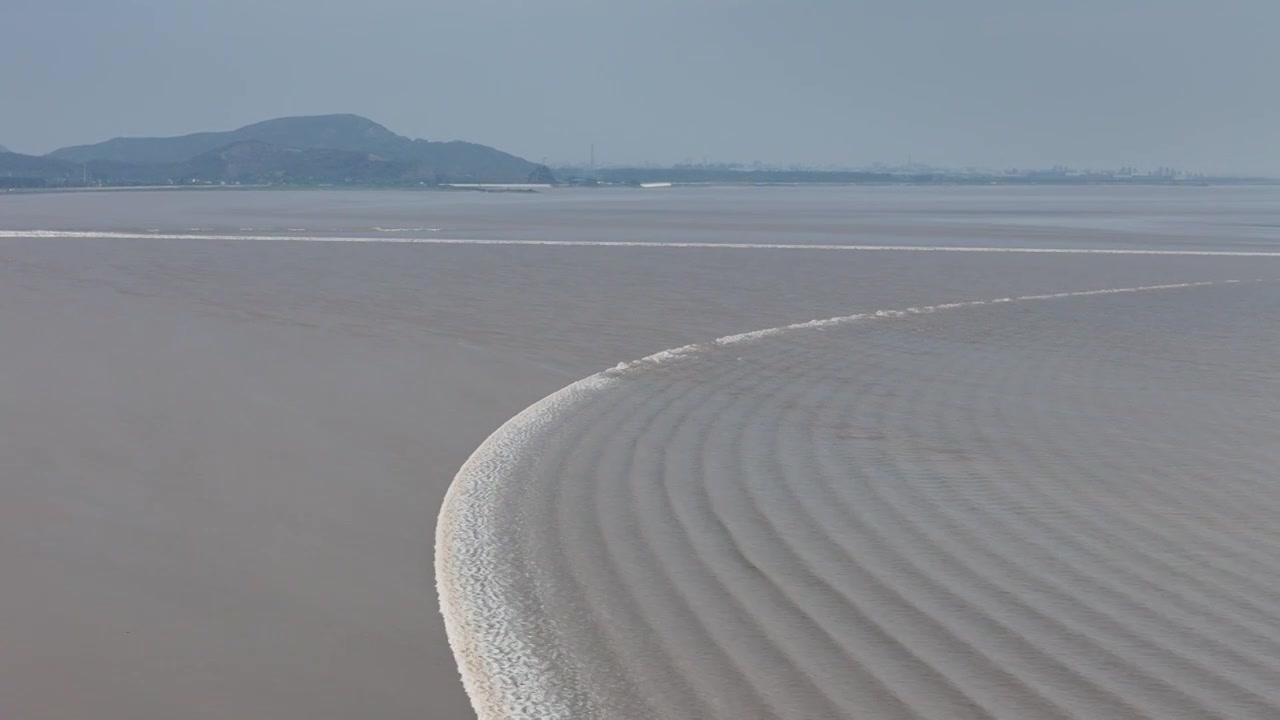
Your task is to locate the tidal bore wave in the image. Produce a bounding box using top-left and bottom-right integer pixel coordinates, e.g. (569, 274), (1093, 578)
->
(436, 278), (1280, 719)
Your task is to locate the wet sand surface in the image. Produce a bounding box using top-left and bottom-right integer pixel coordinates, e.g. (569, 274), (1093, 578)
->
(2, 187), (1279, 719)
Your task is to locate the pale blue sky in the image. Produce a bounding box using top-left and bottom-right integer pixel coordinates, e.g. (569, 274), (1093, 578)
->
(3, 0), (1277, 173)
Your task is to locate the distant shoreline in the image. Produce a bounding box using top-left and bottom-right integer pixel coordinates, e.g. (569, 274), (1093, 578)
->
(559, 170), (1279, 188)
(6, 178), (1279, 197)
(0, 183), (553, 196)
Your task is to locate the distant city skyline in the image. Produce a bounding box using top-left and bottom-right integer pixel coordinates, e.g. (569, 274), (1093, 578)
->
(546, 154), (1242, 179)
(4, 0), (1278, 175)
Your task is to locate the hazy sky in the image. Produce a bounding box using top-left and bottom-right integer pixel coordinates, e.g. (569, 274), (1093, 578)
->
(3, 0), (1277, 173)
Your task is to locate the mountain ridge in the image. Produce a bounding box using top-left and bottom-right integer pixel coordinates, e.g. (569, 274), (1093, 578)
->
(8, 114), (551, 185)
(48, 114), (412, 165)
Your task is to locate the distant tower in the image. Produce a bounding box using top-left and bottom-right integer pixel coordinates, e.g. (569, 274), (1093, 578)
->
(590, 144), (596, 174)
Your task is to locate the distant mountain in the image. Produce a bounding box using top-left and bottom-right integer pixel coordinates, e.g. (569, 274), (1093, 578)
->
(2, 144), (403, 187)
(0, 151), (152, 187)
(0, 151), (75, 178)
(49, 114), (404, 165)
(43, 114), (551, 184)
(0, 145), (10, 154)
(178, 141), (412, 184)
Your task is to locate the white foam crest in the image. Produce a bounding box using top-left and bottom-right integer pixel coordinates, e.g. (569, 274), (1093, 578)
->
(609, 344), (703, 372)
(706, 281), (1254, 358)
(7, 230), (1280, 257)
(437, 374), (616, 720)
(437, 277), (1260, 719)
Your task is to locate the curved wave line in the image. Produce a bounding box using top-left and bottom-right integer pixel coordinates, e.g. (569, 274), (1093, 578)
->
(435, 278), (1257, 719)
(7, 230), (1280, 257)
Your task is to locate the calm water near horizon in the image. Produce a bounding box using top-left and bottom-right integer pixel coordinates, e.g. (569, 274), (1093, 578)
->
(5, 184), (1280, 250)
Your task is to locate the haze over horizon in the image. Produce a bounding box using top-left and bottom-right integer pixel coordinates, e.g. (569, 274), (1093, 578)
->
(3, 0), (1277, 175)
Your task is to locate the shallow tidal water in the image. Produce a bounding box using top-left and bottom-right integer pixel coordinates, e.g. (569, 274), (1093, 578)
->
(2, 185), (1279, 719)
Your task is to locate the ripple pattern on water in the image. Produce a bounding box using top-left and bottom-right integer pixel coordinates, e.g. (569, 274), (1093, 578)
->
(438, 279), (1280, 719)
